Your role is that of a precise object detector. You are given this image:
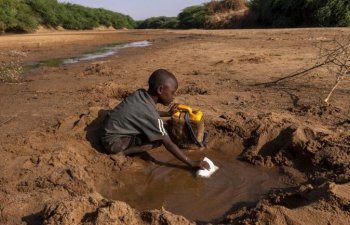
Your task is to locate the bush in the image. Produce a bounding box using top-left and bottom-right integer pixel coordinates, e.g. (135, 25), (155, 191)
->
(207, 0), (247, 13)
(137, 16), (179, 29)
(316, 0), (350, 26)
(0, 0), (39, 32)
(178, 5), (210, 28)
(0, 0), (135, 33)
(26, 0), (65, 27)
(248, 0), (350, 27)
(0, 61), (23, 83)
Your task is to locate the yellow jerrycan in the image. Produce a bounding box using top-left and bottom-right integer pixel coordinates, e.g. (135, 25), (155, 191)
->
(170, 104), (207, 150)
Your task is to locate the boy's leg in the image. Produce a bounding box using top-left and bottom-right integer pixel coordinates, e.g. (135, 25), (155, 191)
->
(123, 141), (161, 155)
(102, 135), (161, 155)
(102, 136), (132, 154)
(123, 136), (161, 155)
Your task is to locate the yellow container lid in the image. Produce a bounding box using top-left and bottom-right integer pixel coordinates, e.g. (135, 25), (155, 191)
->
(173, 104), (203, 122)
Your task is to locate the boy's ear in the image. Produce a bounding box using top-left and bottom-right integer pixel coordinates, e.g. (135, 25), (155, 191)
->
(157, 85), (163, 95)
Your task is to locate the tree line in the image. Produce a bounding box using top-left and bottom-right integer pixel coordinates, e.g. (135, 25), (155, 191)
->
(0, 0), (135, 33)
(137, 0), (350, 29)
(0, 0), (348, 33)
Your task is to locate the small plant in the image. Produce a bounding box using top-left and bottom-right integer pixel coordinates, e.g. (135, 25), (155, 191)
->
(0, 60), (23, 83)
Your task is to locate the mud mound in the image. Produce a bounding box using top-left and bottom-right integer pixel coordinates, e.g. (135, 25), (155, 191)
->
(92, 81), (133, 100)
(207, 112), (258, 139)
(220, 182), (350, 225)
(207, 111), (350, 184)
(42, 193), (194, 225)
(241, 124), (318, 168)
(235, 114), (350, 183)
(288, 103), (342, 117)
(77, 82), (133, 108)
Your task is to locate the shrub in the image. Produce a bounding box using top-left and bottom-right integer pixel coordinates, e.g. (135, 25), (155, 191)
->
(137, 16), (179, 29)
(248, 0), (350, 27)
(0, 61), (23, 83)
(207, 0), (247, 13)
(0, 0), (135, 33)
(0, 0), (39, 32)
(316, 0), (350, 26)
(26, 0), (64, 27)
(178, 5), (210, 28)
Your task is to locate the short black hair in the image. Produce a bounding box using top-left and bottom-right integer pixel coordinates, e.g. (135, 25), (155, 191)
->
(148, 69), (177, 95)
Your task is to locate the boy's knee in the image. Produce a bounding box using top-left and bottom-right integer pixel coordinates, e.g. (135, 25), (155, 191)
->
(101, 136), (132, 154)
(152, 140), (162, 148)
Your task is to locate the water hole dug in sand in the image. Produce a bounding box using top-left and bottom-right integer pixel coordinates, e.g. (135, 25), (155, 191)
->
(97, 143), (289, 222)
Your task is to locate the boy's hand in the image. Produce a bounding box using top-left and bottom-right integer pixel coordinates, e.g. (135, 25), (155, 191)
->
(168, 103), (179, 116)
(192, 159), (210, 171)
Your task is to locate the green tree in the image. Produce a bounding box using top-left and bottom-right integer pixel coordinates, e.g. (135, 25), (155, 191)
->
(137, 16), (179, 29)
(248, 0), (350, 27)
(0, 0), (39, 32)
(316, 0), (350, 26)
(178, 5), (209, 28)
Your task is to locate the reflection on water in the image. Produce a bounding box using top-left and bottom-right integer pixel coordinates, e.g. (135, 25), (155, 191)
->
(100, 147), (288, 222)
(23, 40), (151, 72)
(63, 40), (151, 64)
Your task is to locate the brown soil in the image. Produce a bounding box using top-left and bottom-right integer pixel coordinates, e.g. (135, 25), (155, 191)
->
(1, 29), (350, 225)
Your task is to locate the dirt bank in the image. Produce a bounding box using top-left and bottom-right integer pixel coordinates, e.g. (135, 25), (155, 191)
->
(0, 29), (350, 225)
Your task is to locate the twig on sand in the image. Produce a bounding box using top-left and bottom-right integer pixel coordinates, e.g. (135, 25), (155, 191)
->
(324, 77), (343, 103)
(255, 37), (350, 87)
(254, 37), (350, 104)
(254, 62), (328, 87)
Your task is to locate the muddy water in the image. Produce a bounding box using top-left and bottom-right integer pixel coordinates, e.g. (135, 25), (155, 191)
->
(100, 146), (287, 222)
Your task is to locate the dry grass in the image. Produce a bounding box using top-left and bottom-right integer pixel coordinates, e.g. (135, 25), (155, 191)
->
(207, 0), (247, 14)
(206, 0), (251, 28)
(0, 61), (23, 83)
(0, 50), (27, 83)
(0, 51), (25, 83)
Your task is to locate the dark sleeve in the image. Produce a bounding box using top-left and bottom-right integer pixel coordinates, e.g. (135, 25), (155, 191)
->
(134, 114), (168, 142)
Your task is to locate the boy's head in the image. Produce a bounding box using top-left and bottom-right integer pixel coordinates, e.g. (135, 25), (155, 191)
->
(148, 69), (178, 106)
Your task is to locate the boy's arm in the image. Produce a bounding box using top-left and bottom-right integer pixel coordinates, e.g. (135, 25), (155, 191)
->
(158, 104), (179, 117)
(161, 136), (206, 170)
(158, 111), (171, 117)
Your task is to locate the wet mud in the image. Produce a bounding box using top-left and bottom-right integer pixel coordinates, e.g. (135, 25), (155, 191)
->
(99, 146), (288, 222)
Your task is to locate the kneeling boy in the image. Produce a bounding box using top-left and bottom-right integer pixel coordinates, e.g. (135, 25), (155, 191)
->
(101, 69), (206, 170)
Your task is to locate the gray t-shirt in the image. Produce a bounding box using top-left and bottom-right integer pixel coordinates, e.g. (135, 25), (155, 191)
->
(102, 89), (168, 145)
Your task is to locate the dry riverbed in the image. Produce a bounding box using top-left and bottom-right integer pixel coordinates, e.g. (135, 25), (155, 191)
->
(0, 29), (350, 225)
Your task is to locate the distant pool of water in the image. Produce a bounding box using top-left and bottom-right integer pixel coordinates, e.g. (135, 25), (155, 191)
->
(23, 40), (151, 73)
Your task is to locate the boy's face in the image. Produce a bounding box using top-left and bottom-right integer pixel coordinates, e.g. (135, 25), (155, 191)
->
(158, 79), (178, 106)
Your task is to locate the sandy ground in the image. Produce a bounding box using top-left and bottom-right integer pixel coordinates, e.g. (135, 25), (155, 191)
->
(0, 29), (350, 225)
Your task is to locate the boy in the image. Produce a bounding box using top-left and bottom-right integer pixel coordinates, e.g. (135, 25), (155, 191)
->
(101, 69), (207, 171)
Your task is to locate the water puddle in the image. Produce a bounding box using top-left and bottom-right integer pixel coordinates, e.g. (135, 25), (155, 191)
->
(22, 40), (151, 73)
(100, 146), (288, 222)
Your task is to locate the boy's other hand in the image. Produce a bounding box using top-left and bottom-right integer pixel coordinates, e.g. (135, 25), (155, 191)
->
(168, 103), (179, 116)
